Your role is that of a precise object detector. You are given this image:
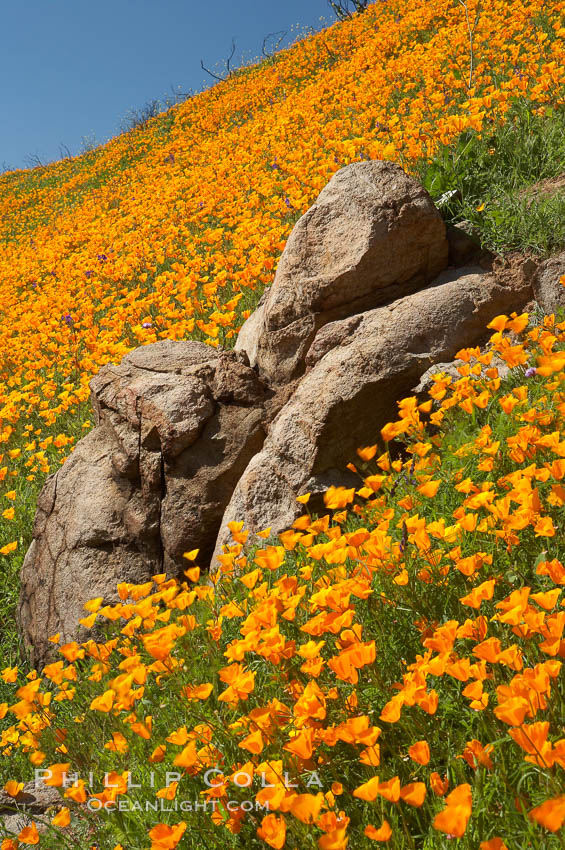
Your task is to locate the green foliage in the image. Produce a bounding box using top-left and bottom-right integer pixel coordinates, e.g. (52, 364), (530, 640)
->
(418, 101), (565, 254)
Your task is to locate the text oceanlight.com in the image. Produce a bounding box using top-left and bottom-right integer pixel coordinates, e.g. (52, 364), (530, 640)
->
(86, 798), (270, 813)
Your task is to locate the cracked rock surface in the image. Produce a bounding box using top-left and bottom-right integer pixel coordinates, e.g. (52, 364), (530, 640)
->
(212, 267), (533, 562)
(0, 782), (62, 835)
(19, 341), (267, 666)
(533, 250), (565, 314)
(235, 160), (449, 385)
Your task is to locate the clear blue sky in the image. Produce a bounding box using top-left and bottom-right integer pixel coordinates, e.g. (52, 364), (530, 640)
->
(1, 0), (332, 171)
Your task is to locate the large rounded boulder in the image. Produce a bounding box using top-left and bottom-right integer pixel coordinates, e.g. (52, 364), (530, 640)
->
(235, 160), (449, 385)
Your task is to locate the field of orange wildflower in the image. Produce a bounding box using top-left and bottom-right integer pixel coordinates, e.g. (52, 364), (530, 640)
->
(1, 1), (565, 846)
(1, 0), (565, 562)
(1, 312), (564, 849)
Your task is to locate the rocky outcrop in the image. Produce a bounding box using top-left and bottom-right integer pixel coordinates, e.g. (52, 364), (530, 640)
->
(213, 266), (533, 559)
(20, 341), (267, 665)
(235, 160), (449, 385)
(20, 160), (548, 664)
(533, 251), (565, 313)
(1, 783), (61, 835)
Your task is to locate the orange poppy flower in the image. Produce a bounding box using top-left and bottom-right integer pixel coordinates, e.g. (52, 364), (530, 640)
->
(365, 820), (392, 841)
(148, 821), (187, 850)
(528, 795), (565, 832)
(18, 823), (40, 845)
(494, 697), (530, 726)
(257, 813), (286, 849)
(430, 770), (449, 797)
(51, 807), (71, 827)
(433, 783), (472, 838)
(408, 740), (430, 765)
(400, 782), (427, 807)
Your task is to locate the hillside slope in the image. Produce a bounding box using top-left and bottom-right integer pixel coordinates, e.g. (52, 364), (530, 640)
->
(1, 312), (565, 850)
(1, 2), (565, 847)
(0, 0), (563, 486)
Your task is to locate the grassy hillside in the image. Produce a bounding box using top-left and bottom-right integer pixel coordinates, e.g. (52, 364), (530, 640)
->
(1, 0), (565, 846)
(1, 314), (565, 849)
